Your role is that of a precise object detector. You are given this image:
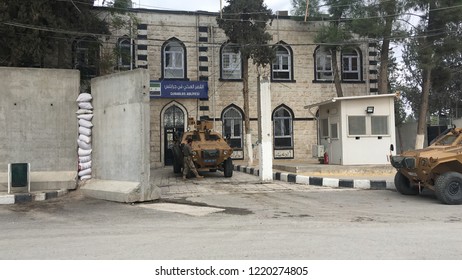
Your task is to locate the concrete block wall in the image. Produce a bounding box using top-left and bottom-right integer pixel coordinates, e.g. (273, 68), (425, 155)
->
(85, 69), (160, 202)
(0, 67), (79, 191)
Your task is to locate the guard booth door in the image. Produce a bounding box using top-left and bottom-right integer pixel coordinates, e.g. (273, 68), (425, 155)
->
(163, 105), (185, 166)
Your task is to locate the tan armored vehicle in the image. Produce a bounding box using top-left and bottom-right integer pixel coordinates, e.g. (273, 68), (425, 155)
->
(390, 127), (462, 204)
(172, 117), (234, 177)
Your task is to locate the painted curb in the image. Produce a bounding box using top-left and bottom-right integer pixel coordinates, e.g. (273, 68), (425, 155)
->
(0, 190), (68, 205)
(234, 164), (394, 190)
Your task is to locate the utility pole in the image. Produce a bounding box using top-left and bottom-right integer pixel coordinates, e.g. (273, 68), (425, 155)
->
(304, 0), (309, 21)
(257, 75), (273, 182)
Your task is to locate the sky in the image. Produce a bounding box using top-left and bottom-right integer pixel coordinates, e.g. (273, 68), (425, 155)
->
(101, 0), (293, 13)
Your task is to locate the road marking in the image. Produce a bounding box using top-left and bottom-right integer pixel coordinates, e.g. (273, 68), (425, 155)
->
(138, 203), (225, 216)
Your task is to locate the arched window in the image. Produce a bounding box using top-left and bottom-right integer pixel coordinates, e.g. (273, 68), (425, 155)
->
(222, 106), (243, 148)
(162, 39), (186, 79)
(73, 36), (99, 78)
(314, 47), (332, 81)
(272, 44), (293, 81)
(117, 36), (133, 70)
(273, 106), (293, 148)
(221, 43), (242, 80)
(164, 105), (185, 128)
(342, 48), (361, 81)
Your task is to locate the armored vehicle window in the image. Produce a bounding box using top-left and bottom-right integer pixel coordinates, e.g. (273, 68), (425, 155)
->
(435, 135), (457, 145)
(206, 134), (220, 141)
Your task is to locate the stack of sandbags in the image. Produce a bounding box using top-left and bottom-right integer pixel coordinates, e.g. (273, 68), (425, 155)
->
(76, 93), (93, 180)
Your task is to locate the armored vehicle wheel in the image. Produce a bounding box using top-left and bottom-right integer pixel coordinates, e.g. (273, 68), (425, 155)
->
(223, 158), (233, 177)
(435, 172), (462, 205)
(172, 145), (183, 174)
(394, 171), (419, 195)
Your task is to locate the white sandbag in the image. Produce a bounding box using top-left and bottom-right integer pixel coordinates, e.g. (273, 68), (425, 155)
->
(76, 109), (93, 115)
(76, 93), (92, 102)
(78, 102), (93, 110)
(79, 161), (92, 170)
(79, 155), (92, 163)
(77, 114), (93, 121)
(78, 134), (91, 144)
(78, 168), (92, 177)
(78, 126), (92, 136)
(77, 139), (91, 150)
(80, 175), (92, 180)
(78, 119), (93, 128)
(78, 148), (92, 156)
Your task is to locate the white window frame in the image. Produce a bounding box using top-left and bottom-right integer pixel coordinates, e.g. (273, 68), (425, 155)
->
(371, 115), (389, 135)
(163, 41), (185, 79)
(118, 37), (132, 70)
(273, 107), (293, 148)
(315, 48), (333, 81)
(222, 107), (243, 149)
(342, 49), (360, 81)
(348, 115), (367, 136)
(347, 115), (390, 137)
(330, 122), (339, 139)
(272, 45), (291, 81)
(221, 44), (242, 80)
(320, 118), (329, 138)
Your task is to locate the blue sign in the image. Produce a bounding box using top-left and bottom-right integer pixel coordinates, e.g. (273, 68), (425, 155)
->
(150, 81), (208, 99)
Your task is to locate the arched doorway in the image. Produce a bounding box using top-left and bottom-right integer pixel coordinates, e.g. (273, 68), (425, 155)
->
(163, 105), (185, 165)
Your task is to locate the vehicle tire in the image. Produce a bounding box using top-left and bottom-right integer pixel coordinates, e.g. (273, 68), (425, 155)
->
(394, 171), (419, 195)
(172, 145), (183, 174)
(223, 158), (233, 178)
(434, 172), (462, 205)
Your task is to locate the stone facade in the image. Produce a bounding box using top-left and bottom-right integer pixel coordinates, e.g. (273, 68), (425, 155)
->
(104, 9), (377, 168)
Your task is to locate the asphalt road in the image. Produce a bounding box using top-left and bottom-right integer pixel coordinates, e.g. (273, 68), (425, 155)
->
(1, 169), (462, 260)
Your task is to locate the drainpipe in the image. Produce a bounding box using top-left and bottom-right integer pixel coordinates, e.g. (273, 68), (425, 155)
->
(211, 25), (216, 131)
(130, 17), (133, 70)
(196, 14), (200, 121)
(306, 106), (320, 145)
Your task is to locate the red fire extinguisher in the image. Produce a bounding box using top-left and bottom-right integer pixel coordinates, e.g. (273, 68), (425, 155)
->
(323, 152), (329, 164)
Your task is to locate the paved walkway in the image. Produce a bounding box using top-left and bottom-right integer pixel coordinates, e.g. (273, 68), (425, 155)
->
(157, 159), (396, 199)
(156, 167), (326, 199)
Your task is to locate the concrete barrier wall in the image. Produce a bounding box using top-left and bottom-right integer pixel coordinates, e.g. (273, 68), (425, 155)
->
(0, 67), (79, 190)
(85, 69), (159, 202)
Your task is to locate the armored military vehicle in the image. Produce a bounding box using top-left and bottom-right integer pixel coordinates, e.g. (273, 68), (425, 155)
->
(390, 127), (462, 204)
(172, 117), (234, 177)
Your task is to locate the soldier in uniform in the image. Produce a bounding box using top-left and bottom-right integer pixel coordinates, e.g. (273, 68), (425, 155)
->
(182, 138), (204, 180)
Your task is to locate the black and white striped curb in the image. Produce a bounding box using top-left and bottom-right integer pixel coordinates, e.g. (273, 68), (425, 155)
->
(0, 190), (68, 205)
(234, 165), (395, 190)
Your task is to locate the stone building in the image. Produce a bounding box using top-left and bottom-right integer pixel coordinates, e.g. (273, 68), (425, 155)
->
(100, 8), (378, 168)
